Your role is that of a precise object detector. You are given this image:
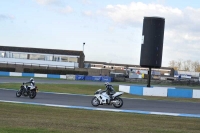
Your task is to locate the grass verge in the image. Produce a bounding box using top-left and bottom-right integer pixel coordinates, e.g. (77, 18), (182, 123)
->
(1, 83), (200, 102)
(0, 102), (200, 133)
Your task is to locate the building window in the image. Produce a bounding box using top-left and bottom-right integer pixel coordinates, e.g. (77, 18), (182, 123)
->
(12, 53), (27, 59)
(12, 53), (20, 59)
(19, 53), (27, 59)
(61, 56), (68, 62)
(68, 57), (77, 62)
(30, 54), (45, 60)
(45, 55), (53, 61)
(53, 56), (60, 61)
(0, 51), (5, 58)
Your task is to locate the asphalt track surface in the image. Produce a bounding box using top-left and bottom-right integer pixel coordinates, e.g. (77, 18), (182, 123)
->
(1, 76), (200, 116)
(1, 89), (200, 115)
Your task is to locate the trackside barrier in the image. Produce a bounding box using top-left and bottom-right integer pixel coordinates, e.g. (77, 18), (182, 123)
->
(0, 71), (10, 76)
(101, 76), (113, 82)
(0, 71), (113, 82)
(0, 71), (66, 79)
(92, 76), (102, 81)
(75, 75), (85, 80)
(119, 85), (200, 99)
(85, 76), (93, 81)
(77, 75), (113, 82)
(66, 75), (76, 80)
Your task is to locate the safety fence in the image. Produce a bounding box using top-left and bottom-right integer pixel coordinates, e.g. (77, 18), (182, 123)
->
(119, 85), (200, 99)
(0, 71), (113, 82)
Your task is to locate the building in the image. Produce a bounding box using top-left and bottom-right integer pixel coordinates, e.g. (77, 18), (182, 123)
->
(0, 46), (85, 68)
(84, 61), (174, 77)
(0, 45), (174, 77)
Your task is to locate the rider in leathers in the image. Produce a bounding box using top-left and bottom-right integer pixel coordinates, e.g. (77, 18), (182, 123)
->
(104, 82), (115, 99)
(23, 78), (35, 91)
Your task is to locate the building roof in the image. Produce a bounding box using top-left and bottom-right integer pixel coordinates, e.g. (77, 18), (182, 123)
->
(0, 46), (84, 56)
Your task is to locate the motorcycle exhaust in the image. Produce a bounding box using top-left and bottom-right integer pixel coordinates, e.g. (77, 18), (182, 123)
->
(110, 100), (116, 104)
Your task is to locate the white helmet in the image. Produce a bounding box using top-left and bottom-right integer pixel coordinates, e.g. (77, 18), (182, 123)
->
(30, 78), (34, 81)
(104, 82), (110, 87)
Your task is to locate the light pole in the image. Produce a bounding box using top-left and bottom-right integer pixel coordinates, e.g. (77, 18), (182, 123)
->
(83, 42), (85, 53)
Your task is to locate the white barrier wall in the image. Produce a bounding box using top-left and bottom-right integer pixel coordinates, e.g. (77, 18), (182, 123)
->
(193, 90), (200, 98)
(143, 87), (168, 97)
(119, 85), (130, 93)
(34, 74), (47, 78)
(66, 75), (76, 80)
(60, 75), (66, 79)
(9, 72), (22, 76)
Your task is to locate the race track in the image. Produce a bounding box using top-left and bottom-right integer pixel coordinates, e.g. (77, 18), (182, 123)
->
(1, 89), (200, 115)
(1, 76), (200, 118)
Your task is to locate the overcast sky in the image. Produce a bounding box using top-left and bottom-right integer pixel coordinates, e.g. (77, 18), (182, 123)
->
(0, 0), (200, 67)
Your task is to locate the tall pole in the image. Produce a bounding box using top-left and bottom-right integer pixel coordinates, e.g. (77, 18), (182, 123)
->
(147, 67), (152, 87)
(83, 42), (85, 53)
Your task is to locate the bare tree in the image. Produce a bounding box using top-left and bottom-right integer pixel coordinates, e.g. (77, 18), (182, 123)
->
(183, 61), (188, 71)
(187, 60), (192, 71)
(169, 60), (176, 69)
(192, 61), (199, 72)
(169, 60), (182, 70)
(176, 60), (182, 70)
(169, 59), (200, 72)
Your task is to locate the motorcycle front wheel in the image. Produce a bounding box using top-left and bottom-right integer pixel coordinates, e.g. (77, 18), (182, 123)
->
(29, 90), (36, 99)
(16, 90), (22, 97)
(91, 97), (100, 107)
(113, 97), (123, 108)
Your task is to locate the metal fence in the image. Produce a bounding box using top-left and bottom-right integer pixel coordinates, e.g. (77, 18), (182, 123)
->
(0, 61), (76, 69)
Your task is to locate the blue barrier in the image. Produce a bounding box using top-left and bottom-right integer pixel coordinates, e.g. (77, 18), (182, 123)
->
(101, 76), (113, 82)
(47, 74), (60, 79)
(130, 86), (144, 95)
(22, 73), (34, 77)
(85, 76), (93, 81)
(167, 89), (193, 98)
(75, 75), (85, 80)
(81, 76), (113, 82)
(0, 71), (10, 76)
(92, 76), (102, 81)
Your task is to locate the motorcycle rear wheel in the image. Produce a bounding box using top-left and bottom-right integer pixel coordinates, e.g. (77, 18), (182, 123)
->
(113, 97), (123, 108)
(29, 90), (36, 99)
(91, 97), (100, 107)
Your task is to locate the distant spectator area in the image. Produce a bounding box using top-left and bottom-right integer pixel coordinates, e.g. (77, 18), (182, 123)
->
(0, 46), (85, 68)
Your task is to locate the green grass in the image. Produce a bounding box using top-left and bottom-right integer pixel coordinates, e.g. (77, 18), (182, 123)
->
(1, 83), (200, 102)
(0, 102), (200, 133)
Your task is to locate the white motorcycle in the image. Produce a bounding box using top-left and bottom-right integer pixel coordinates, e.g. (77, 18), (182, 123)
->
(91, 89), (124, 108)
(16, 83), (38, 99)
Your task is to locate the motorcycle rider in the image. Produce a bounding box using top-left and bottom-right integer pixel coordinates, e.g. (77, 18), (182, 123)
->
(23, 78), (35, 92)
(104, 82), (115, 100)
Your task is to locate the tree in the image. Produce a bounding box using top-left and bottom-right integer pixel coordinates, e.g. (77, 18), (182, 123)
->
(191, 61), (199, 72)
(169, 60), (176, 69)
(183, 60), (192, 71)
(176, 60), (182, 70)
(169, 60), (182, 70)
